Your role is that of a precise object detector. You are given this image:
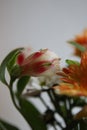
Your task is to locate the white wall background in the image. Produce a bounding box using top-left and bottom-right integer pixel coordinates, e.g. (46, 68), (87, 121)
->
(0, 0), (87, 130)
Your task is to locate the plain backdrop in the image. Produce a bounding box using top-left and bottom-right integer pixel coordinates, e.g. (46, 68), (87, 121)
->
(0, 0), (87, 130)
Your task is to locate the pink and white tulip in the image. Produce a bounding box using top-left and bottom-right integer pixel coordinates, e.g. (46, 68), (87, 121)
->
(17, 48), (60, 77)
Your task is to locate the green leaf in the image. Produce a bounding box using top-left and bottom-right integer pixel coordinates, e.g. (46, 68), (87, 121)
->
(68, 41), (86, 52)
(66, 59), (80, 66)
(0, 119), (19, 130)
(20, 98), (47, 130)
(17, 76), (30, 96)
(60, 105), (67, 118)
(7, 51), (19, 74)
(79, 119), (87, 130)
(10, 65), (21, 80)
(73, 97), (86, 107)
(0, 48), (23, 86)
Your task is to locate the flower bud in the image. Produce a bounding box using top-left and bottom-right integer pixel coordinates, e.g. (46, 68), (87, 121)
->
(17, 48), (60, 77)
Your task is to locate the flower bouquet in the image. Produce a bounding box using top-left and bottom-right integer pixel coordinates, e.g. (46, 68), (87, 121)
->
(0, 29), (87, 130)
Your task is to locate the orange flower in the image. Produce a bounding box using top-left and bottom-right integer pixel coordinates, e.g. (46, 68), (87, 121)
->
(72, 29), (87, 56)
(54, 51), (87, 96)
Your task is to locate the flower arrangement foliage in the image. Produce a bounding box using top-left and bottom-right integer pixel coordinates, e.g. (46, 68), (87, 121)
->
(0, 29), (87, 130)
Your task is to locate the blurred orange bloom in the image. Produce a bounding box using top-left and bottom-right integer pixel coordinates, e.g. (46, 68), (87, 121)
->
(73, 29), (87, 56)
(54, 51), (87, 96)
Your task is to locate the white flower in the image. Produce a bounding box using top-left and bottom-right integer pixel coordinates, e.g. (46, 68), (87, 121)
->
(17, 48), (60, 77)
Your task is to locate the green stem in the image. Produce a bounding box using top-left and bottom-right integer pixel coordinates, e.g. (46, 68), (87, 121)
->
(53, 125), (57, 130)
(9, 80), (32, 129)
(54, 121), (63, 129)
(10, 86), (20, 111)
(39, 96), (49, 109)
(63, 120), (79, 130)
(0, 121), (7, 130)
(9, 80), (20, 111)
(47, 90), (66, 124)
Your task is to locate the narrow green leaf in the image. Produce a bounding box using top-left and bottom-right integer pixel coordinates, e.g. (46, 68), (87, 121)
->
(17, 76), (30, 96)
(20, 98), (47, 130)
(60, 105), (67, 118)
(0, 48), (23, 86)
(68, 41), (86, 52)
(7, 51), (19, 74)
(10, 65), (21, 80)
(73, 97), (86, 107)
(0, 119), (19, 130)
(66, 59), (80, 66)
(79, 119), (87, 130)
